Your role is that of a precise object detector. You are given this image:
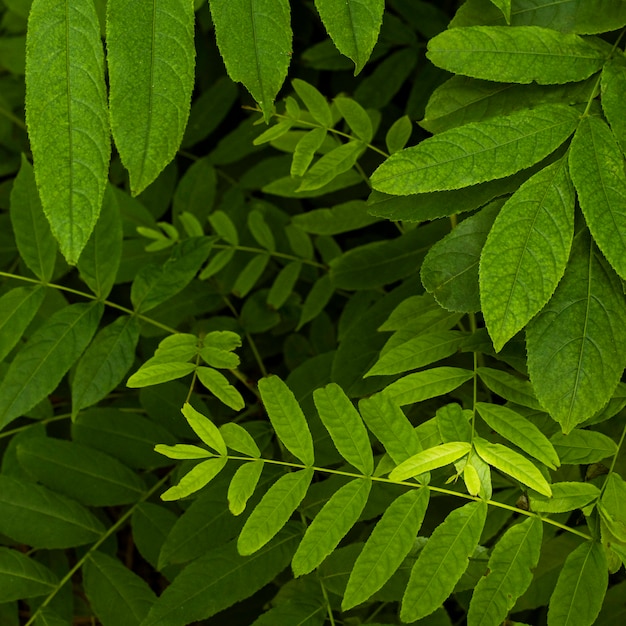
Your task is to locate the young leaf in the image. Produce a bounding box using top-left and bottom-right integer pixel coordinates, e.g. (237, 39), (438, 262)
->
(389, 442), (472, 481)
(314, 0), (384, 74)
(480, 157), (575, 350)
(343, 487), (430, 610)
(25, 0), (110, 263)
(258, 375), (315, 465)
(467, 517), (542, 626)
(547, 542), (608, 626)
(530, 482), (600, 514)
(0, 548), (58, 602)
(569, 115), (626, 280)
(228, 461), (264, 516)
(0, 302), (103, 430)
(313, 383), (374, 474)
(9, 155), (57, 282)
(211, 0), (291, 120)
(238, 468), (314, 555)
(161, 457), (228, 501)
(401, 501), (488, 622)
(427, 26), (607, 84)
(527, 233), (626, 432)
(371, 104), (579, 195)
(474, 437), (552, 497)
(155, 444), (214, 460)
(127, 363), (196, 388)
(476, 402), (560, 469)
(0, 286), (45, 363)
(292, 478), (371, 576)
(181, 402), (227, 456)
(220, 423), (261, 458)
(196, 367), (245, 412)
(107, 0), (195, 194)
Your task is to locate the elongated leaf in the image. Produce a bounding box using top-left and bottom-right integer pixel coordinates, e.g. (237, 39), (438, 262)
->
(298, 140), (364, 192)
(267, 261), (302, 310)
(313, 383), (373, 474)
(291, 128), (327, 176)
(181, 402), (227, 456)
(0, 302), (102, 430)
(83, 551), (156, 626)
(437, 403), (472, 443)
(220, 423), (261, 458)
(550, 429), (617, 464)
(314, 0), (384, 74)
(401, 501), (487, 621)
(476, 402), (560, 469)
(258, 375), (315, 466)
(343, 487), (430, 610)
(72, 315), (140, 415)
(477, 367), (542, 410)
(228, 461), (264, 516)
(154, 444), (212, 460)
(570, 115), (626, 280)
(390, 443), (472, 481)
(238, 468), (314, 555)
(143, 527), (299, 626)
(292, 479), (371, 576)
(530, 482), (600, 514)
(0, 286), (45, 363)
(334, 96), (373, 142)
(0, 475), (105, 548)
(9, 155), (57, 281)
(211, 0), (291, 120)
(127, 362), (196, 388)
(468, 517), (542, 626)
(292, 79), (333, 128)
(107, 0), (194, 194)
(474, 437), (552, 496)
(489, 0), (511, 22)
(251, 600), (325, 626)
(0, 548), (58, 602)
(526, 233), (626, 432)
(161, 457), (228, 501)
(16, 438), (146, 506)
(480, 157), (575, 350)
(427, 26), (606, 85)
(371, 104), (579, 195)
(602, 61), (626, 155)
(548, 542), (607, 626)
(25, 0), (110, 263)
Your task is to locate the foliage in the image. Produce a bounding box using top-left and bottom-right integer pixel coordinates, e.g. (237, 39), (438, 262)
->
(2, 0), (626, 624)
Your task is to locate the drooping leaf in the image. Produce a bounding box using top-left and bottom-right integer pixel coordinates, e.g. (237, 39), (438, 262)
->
(389, 442), (472, 482)
(480, 157), (575, 350)
(161, 457), (228, 501)
(228, 461), (265, 516)
(526, 232), (626, 432)
(292, 479), (371, 576)
(238, 468), (314, 555)
(0, 286), (45, 363)
(25, 0), (110, 263)
(547, 542), (608, 626)
(401, 501), (487, 622)
(0, 548), (58, 602)
(371, 104), (579, 195)
(181, 402), (227, 456)
(107, 0), (195, 194)
(343, 487), (430, 610)
(210, 0), (291, 120)
(0, 302), (103, 430)
(467, 517), (542, 626)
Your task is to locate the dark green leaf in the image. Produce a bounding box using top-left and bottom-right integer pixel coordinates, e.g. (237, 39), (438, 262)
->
(0, 548), (58, 602)
(0, 286), (45, 363)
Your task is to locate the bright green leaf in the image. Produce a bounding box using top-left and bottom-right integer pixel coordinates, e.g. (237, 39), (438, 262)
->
(127, 363), (196, 388)
(196, 367), (245, 411)
(530, 482), (600, 514)
(220, 423), (261, 458)
(228, 461), (264, 516)
(161, 457), (228, 501)
(181, 402), (227, 456)
(389, 442), (472, 481)
(550, 429), (617, 464)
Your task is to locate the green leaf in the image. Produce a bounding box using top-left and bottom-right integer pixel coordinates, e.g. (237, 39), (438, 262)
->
(602, 61), (626, 156)
(298, 140), (365, 192)
(161, 457), (228, 501)
(181, 402), (227, 456)
(211, 0), (291, 120)
(107, 0), (194, 194)
(220, 423), (261, 457)
(314, 0), (384, 74)
(154, 444), (213, 460)
(480, 157), (575, 350)
(474, 437), (552, 496)
(569, 115), (626, 280)
(371, 104), (579, 195)
(383, 367), (474, 407)
(292, 79), (333, 127)
(77, 186), (123, 299)
(401, 501), (487, 622)
(72, 316), (140, 415)
(385, 115), (412, 154)
(291, 128), (328, 176)
(238, 468), (314, 555)
(467, 517), (542, 626)
(293, 200), (379, 235)
(547, 542), (608, 626)
(0, 286), (45, 363)
(313, 383), (373, 474)
(550, 429), (618, 464)
(248, 210), (276, 252)
(343, 488), (430, 610)
(427, 26), (606, 84)
(334, 96), (373, 142)
(25, 0), (110, 263)
(232, 253), (270, 297)
(530, 482), (600, 514)
(228, 461), (264, 515)
(83, 551), (156, 626)
(0, 548), (58, 602)
(526, 233), (626, 432)
(196, 367), (245, 411)
(389, 442), (472, 481)
(0, 302), (102, 430)
(267, 261), (302, 310)
(258, 375), (315, 466)
(489, 0), (511, 22)
(16, 438), (146, 506)
(0, 475), (105, 549)
(209, 210), (238, 245)
(437, 403), (472, 443)
(421, 201), (500, 313)
(292, 479), (371, 576)
(127, 362), (196, 388)
(476, 402), (560, 469)
(9, 155), (57, 282)
(477, 367), (542, 410)
(142, 527), (299, 626)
